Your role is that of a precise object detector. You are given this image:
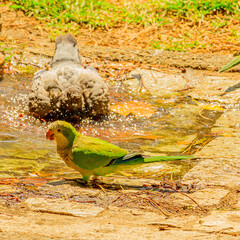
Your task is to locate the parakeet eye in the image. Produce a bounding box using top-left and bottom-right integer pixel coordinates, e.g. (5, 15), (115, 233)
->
(57, 129), (61, 132)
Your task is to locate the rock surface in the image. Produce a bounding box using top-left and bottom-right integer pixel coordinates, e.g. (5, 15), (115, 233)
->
(167, 188), (230, 208)
(124, 69), (187, 97)
(24, 197), (105, 217)
(28, 34), (109, 120)
(182, 109), (240, 188)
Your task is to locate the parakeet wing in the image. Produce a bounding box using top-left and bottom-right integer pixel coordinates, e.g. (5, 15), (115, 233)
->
(72, 134), (128, 170)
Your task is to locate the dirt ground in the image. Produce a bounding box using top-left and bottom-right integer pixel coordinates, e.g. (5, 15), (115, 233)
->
(1, 2), (240, 72)
(0, 178), (238, 240)
(1, 3), (240, 240)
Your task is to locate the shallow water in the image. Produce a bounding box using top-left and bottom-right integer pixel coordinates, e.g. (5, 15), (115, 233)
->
(0, 71), (222, 180)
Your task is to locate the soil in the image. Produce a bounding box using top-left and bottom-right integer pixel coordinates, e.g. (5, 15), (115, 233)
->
(1, 3), (240, 240)
(1, 2), (240, 72)
(0, 179), (236, 240)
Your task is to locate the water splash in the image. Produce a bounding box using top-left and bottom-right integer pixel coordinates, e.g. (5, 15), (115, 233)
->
(0, 71), (222, 179)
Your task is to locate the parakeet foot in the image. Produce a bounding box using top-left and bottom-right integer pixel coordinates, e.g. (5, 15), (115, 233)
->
(91, 176), (106, 193)
(91, 176), (102, 185)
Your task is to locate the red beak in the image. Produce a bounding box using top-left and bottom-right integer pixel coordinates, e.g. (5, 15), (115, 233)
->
(46, 130), (54, 140)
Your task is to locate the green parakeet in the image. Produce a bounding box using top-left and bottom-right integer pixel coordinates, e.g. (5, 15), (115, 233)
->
(46, 120), (191, 182)
(219, 55), (240, 73)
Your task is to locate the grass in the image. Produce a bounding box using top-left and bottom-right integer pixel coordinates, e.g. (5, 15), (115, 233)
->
(8, 0), (240, 51)
(10, 0), (166, 27)
(12, 0), (240, 27)
(0, 43), (14, 63)
(10, 0), (240, 28)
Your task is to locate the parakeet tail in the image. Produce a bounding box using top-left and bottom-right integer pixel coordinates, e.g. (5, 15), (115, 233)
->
(110, 153), (191, 166)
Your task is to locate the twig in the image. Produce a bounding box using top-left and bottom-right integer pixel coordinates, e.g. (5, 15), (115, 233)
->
(110, 194), (124, 204)
(94, 182), (107, 194)
(199, 109), (213, 121)
(150, 70), (158, 84)
(174, 188), (205, 211)
(181, 137), (198, 155)
(146, 198), (170, 216)
(116, 199), (138, 207)
(191, 136), (215, 154)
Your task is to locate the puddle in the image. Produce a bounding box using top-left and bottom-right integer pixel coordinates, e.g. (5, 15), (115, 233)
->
(0, 70), (224, 180)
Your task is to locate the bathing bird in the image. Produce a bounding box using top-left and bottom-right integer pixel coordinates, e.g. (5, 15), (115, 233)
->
(28, 33), (109, 120)
(46, 120), (191, 182)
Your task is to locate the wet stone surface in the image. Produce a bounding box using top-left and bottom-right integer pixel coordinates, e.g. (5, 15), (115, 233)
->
(1, 48), (240, 239)
(183, 109), (240, 188)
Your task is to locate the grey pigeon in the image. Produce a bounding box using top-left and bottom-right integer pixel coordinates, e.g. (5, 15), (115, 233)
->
(28, 33), (109, 120)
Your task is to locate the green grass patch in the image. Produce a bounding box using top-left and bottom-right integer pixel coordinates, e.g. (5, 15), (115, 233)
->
(8, 0), (240, 52)
(160, 0), (239, 20)
(10, 0), (240, 28)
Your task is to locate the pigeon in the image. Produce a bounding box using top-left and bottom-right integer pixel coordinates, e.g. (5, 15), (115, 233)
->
(28, 33), (109, 120)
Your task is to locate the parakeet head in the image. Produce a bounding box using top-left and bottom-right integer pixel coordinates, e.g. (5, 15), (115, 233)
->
(46, 120), (78, 147)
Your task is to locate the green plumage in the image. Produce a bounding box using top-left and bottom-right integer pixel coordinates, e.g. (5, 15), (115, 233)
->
(47, 120), (191, 182)
(219, 55), (240, 73)
(112, 154), (191, 166)
(72, 134), (128, 170)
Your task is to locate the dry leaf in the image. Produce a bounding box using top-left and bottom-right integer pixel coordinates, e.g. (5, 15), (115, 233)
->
(110, 101), (156, 118)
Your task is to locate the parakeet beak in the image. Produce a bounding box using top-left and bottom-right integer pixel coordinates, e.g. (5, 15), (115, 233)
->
(46, 130), (54, 140)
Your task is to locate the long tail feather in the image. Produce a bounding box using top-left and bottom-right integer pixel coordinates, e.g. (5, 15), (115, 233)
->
(112, 154), (191, 166)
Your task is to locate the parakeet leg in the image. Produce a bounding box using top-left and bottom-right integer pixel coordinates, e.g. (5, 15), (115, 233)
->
(82, 175), (91, 182)
(92, 175), (101, 185)
(92, 176), (106, 192)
